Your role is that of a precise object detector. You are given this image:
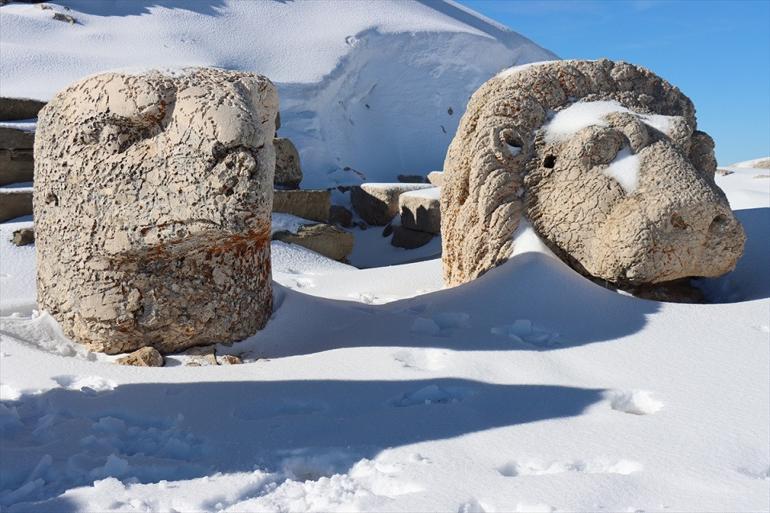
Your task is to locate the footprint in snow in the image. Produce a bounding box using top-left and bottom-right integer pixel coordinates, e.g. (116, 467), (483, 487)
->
(738, 465), (770, 480)
(410, 312), (471, 336)
(607, 390), (663, 415)
(52, 375), (117, 395)
(390, 384), (471, 407)
(233, 399), (329, 420)
(458, 498), (493, 513)
(490, 319), (559, 347)
(498, 458), (642, 477)
(393, 348), (451, 371)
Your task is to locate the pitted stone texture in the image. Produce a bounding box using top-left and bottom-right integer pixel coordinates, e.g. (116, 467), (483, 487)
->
(274, 137), (302, 189)
(441, 59), (745, 288)
(34, 68), (278, 354)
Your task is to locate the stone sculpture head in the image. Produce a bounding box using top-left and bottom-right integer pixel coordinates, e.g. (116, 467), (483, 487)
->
(34, 68), (278, 353)
(441, 59), (745, 290)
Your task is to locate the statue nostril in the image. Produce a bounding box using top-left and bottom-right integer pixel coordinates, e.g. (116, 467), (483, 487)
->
(709, 214), (729, 233)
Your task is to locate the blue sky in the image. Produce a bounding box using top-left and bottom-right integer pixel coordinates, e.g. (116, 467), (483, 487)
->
(458, 0), (770, 165)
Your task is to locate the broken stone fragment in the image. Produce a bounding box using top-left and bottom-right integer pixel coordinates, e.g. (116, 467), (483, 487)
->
(11, 227), (34, 246)
(399, 187), (441, 234)
(218, 354), (243, 365)
(351, 182), (433, 226)
(116, 347), (164, 367)
(274, 137), (302, 189)
(273, 223), (354, 261)
(272, 189), (330, 223)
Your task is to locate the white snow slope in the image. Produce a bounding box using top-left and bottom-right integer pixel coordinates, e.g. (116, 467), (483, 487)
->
(0, 0), (556, 188)
(1, 169), (769, 512)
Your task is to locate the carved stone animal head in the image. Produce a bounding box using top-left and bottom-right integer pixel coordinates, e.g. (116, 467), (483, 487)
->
(441, 59), (745, 289)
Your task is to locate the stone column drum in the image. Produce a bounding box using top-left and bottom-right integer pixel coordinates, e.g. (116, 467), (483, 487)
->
(34, 68), (278, 354)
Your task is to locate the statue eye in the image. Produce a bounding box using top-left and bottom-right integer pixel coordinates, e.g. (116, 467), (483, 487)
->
(543, 155), (556, 168)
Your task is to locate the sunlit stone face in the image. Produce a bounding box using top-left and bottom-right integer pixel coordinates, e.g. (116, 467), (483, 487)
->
(525, 105), (745, 285)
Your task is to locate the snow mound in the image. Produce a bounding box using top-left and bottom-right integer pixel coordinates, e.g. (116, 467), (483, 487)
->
(543, 100), (676, 143)
(730, 157), (770, 169)
(0, 0), (556, 188)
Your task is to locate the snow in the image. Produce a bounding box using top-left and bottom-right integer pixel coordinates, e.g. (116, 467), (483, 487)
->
(0, 0), (556, 188)
(270, 213), (315, 236)
(730, 156), (770, 169)
(399, 187), (441, 201)
(1, 165), (768, 512)
(604, 146), (641, 194)
(543, 100), (677, 143)
(0, 120), (36, 132)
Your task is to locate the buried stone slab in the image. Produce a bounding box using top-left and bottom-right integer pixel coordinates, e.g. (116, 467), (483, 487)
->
(351, 182), (434, 226)
(400, 186), (441, 234)
(273, 223), (354, 261)
(0, 98), (46, 121)
(34, 68), (278, 354)
(442, 59), (745, 290)
(0, 149), (34, 186)
(0, 189), (32, 222)
(0, 126), (35, 150)
(272, 189), (330, 223)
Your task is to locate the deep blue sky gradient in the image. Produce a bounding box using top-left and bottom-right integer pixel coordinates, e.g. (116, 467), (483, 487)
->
(458, 0), (770, 165)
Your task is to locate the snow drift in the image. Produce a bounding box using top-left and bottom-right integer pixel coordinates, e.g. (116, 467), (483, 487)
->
(0, 0), (556, 187)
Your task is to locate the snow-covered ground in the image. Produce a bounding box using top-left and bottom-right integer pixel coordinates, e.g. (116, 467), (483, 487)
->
(0, 0), (554, 188)
(1, 164), (768, 511)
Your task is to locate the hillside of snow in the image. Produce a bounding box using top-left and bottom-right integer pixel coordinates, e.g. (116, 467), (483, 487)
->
(0, 0), (555, 187)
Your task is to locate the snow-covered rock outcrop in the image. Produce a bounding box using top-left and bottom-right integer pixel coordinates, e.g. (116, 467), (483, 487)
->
(0, 0), (556, 188)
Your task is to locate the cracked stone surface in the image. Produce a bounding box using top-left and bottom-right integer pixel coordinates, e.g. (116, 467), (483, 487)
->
(34, 68), (278, 354)
(441, 59), (745, 288)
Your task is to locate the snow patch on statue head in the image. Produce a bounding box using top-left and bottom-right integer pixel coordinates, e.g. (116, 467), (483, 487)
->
(441, 59), (745, 289)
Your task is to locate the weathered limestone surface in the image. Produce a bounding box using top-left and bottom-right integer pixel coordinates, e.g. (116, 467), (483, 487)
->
(272, 189), (330, 223)
(442, 59), (745, 288)
(351, 183), (433, 226)
(400, 187), (441, 234)
(274, 137), (302, 189)
(34, 68), (278, 354)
